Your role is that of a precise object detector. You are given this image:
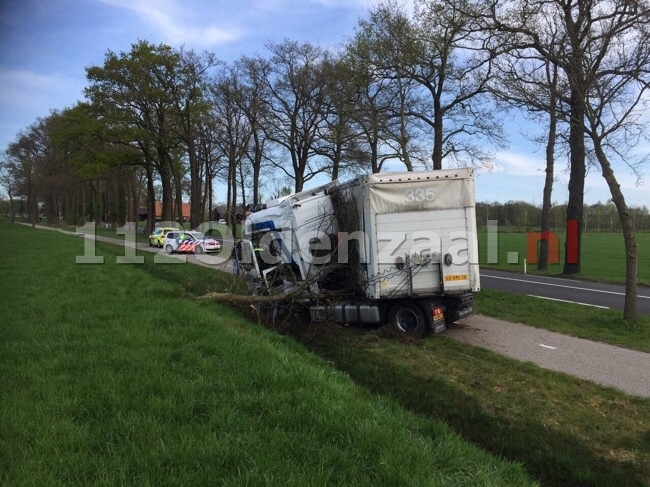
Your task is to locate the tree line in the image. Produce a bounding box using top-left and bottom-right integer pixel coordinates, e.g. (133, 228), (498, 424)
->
(1, 0), (648, 319)
(476, 201), (650, 233)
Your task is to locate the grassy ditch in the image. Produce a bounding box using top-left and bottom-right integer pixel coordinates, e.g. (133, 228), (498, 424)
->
(0, 222), (534, 486)
(298, 326), (650, 487)
(4, 221), (650, 486)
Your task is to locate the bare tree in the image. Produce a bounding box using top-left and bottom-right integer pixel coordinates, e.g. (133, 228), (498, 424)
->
(488, 0), (650, 318)
(257, 40), (331, 192)
(167, 48), (221, 228)
(581, 1), (650, 320)
(234, 56), (272, 206)
(356, 0), (505, 170)
(313, 55), (357, 180)
(490, 46), (570, 269)
(0, 159), (17, 222)
(343, 36), (410, 173)
(6, 127), (42, 226)
(209, 65), (253, 228)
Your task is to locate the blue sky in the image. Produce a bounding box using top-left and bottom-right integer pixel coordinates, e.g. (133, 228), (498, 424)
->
(1, 0), (647, 207)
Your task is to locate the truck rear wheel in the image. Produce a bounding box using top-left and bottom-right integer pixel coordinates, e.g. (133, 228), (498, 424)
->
(388, 301), (428, 338)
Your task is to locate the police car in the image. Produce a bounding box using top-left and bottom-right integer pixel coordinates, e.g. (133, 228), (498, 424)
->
(185, 231), (221, 253)
(163, 231), (220, 254)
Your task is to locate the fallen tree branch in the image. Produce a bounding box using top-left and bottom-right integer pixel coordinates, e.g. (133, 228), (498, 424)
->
(198, 290), (311, 304)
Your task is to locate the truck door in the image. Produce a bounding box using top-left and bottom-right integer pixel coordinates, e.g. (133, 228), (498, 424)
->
(439, 214), (473, 294)
(239, 239), (264, 294)
(375, 211), (444, 298)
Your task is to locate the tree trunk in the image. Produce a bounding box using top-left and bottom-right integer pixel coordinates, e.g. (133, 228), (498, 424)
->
(398, 78), (412, 171)
(294, 170), (304, 194)
(146, 165), (156, 234)
(229, 159), (238, 229)
(252, 118), (265, 207)
(370, 136), (379, 173)
(205, 161), (214, 221)
(8, 189), (15, 223)
(238, 163), (247, 210)
(538, 107), (557, 271)
(564, 90), (585, 275)
(155, 145), (174, 223)
(202, 162), (210, 223)
(431, 100), (443, 170)
(111, 174), (119, 229)
(226, 161), (232, 224)
(130, 172), (139, 224)
(174, 174), (184, 226)
(81, 184), (87, 225)
(158, 163), (173, 222)
(189, 140), (201, 229)
(593, 141), (637, 321)
(331, 138), (341, 181)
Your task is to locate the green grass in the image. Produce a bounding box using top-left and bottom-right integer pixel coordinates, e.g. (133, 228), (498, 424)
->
(478, 229), (650, 286)
(0, 222), (535, 486)
(297, 326), (650, 487)
(475, 289), (650, 352)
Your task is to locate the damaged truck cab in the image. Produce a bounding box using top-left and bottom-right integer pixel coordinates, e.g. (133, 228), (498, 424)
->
(237, 168), (480, 337)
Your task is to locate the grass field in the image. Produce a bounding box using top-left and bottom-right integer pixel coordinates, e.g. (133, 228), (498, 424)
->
(3, 222), (650, 486)
(299, 326), (650, 487)
(0, 222), (535, 486)
(478, 228), (650, 286)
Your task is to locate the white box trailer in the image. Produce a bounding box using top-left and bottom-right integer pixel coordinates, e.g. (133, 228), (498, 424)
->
(238, 168), (480, 337)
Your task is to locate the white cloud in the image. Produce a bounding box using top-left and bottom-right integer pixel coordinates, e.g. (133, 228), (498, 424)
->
(492, 151), (547, 177)
(0, 69), (84, 112)
(98, 0), (244, 48)
(0, 68), (86, 148)
(585, 166), (645, 190)
(309, 0), (370, 7)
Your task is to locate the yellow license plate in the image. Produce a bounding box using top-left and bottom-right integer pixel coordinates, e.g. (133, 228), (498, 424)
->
(444, 274), (468, 282)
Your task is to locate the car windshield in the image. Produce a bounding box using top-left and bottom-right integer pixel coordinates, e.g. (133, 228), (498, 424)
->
(152, 228), (163, 235)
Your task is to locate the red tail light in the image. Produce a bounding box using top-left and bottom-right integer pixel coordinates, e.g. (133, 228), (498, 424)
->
(432, 306), (445, 321)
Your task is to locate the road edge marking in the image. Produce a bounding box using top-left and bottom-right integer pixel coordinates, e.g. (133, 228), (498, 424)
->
(527, 294), (610, 309)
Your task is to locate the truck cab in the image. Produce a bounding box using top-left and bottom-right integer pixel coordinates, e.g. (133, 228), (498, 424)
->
(238, 169), (480, 337)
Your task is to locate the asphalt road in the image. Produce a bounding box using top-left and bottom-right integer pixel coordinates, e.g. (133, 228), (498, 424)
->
(445, 315), (650, 397)
(481, 269), (650, 315)
(96, 233), (235, 271)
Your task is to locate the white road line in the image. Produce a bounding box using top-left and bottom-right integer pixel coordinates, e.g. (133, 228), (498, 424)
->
(482, 272), (582, 283)
(483, 274), (650, 299)
(539, 344), (557, 350)
(527, 294), (610, 309)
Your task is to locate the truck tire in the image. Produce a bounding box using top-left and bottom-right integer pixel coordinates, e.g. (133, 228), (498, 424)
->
(388, 301), (428, 338)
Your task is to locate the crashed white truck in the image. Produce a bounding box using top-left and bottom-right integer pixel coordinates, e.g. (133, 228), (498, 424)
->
(235, 168), (480, 337)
